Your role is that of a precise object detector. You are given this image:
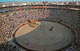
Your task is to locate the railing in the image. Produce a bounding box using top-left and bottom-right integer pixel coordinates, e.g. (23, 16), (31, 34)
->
(0, 5), (80, 13)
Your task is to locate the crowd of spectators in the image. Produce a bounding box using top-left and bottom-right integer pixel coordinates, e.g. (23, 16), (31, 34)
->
(0, 8), (80, 51)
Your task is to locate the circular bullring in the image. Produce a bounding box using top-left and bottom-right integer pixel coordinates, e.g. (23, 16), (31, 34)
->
(13, 20), (76, 51)
(0, 5), (79, 51)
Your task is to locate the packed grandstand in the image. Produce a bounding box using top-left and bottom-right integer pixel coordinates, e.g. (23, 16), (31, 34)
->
(0, 3), (80, 51)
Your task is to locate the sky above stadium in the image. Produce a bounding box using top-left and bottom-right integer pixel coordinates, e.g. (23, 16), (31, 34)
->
(0, 0), (80, 2)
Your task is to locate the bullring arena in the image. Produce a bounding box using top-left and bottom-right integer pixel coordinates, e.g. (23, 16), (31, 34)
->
(0, 4), (80, 51)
